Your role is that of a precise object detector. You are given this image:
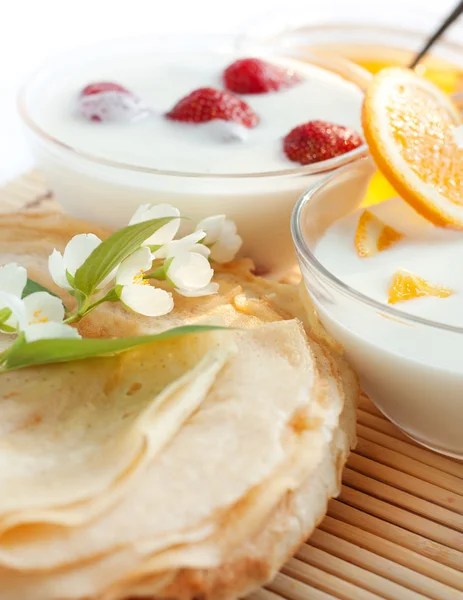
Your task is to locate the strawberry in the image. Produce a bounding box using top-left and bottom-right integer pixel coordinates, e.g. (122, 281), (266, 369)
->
(283, 120), (363, 165)
(223, 58), (301, 94)
(80, 82), (130, 96)
(78, 81), (149, 123)
(166, 87), (258, 128)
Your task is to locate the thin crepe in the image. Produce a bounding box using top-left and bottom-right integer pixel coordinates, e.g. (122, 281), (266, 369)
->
(0, 332), (232, 528)
(0, 211), (358, 600)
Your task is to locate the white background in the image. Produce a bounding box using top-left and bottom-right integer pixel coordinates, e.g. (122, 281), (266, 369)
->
(0, 0), (456, 183)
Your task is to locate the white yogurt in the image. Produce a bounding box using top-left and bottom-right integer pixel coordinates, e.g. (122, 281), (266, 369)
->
(30, 54), (363, 175)
(21, 41), (368, 274)
(313, 197), (463, 457)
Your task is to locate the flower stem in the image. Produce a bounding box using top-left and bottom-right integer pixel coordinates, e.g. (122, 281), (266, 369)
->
(63, 288), (118, 324)
(144, 266), (166, 280)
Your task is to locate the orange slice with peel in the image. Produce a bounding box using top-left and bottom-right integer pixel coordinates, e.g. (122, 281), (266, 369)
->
(362, 68), (463, 228)
(388, 269), (453, 305)
(355, 209), (403, 257)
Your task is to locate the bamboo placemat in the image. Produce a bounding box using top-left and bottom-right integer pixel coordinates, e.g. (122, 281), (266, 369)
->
(2, 171), (463, 600)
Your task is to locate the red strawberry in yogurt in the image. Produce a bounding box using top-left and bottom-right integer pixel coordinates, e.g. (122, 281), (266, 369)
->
(166, 87), (259, 128)
(78, 81), (149, 123)
(224, 58), (302, 94)
(283, 120), (363, 165)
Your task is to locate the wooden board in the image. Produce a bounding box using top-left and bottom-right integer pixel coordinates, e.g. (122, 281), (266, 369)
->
(2, 171), (463, 600)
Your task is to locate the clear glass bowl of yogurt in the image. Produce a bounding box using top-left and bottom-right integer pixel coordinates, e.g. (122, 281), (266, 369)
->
(245, 0), (463, 207)
(18, 33), (371, 276)
(292, 157), (463, 459)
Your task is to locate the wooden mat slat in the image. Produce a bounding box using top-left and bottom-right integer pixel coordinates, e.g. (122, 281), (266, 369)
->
(339, 486), (463, 551)
(305, 530), (460, 600)
(358, 395), (386, 417)
(297, 541), (435, 600)
(267, 573), (339, 600)
(320, 515), (463, 589)
(248, 590), (291, 600)
(2, 172), (463, 600)
(282, 558), (386, 600)
(328, 500), (463, 572)
(356, 421), (463, 478)
(342, 467), (463, 531)
(352, 438), (463, 499)
(356, 408), (420, 443)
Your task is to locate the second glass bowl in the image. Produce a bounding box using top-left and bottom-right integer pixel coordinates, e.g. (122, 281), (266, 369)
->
(292, 158), (463, 459)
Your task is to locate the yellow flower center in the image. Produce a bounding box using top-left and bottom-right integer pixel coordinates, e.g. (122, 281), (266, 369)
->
(132, 270), (149, 286)
(31, 309), (49, 325)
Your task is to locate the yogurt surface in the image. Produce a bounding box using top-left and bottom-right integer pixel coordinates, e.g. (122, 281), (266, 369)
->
(29, 53), (363, 174)
(315, 197), (463, 328)
(308, 195), (463, 456)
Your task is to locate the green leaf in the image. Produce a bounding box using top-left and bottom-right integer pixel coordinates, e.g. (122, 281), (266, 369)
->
(0, 307), (12, 325)
(74, 217), (174, 296)
(1, 325), (226, 371)
(22, 278), (59, 299)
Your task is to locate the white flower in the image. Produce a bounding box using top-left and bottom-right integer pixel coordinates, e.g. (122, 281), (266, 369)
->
(195, 215), (242, 263)
(48, 233), (103, 291)
(166, 251), (219, 297)
(0, 288), (79, 342)
(129, 204), (181, 247)
(153, 231), (210, 260)
(0, 292), (26, 332)
(116, 247), (174, 317)
(19, 292), (80, 342)
(0, 263), (80, 342)
(0, 264), (28, 330)
(0, 263), (27, 298)
(454, 126), (463, 148)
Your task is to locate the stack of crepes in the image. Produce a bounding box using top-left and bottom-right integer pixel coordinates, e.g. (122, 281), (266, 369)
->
(0, 212), (358, 600)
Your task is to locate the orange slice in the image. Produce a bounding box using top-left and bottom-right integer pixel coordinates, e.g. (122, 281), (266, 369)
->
(388, 269), (453, 304)
(362, 68), (463, 228)
(355, 210), (403, 257)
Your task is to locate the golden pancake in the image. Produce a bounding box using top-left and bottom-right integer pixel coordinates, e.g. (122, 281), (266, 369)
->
(0, 211), (358, 600)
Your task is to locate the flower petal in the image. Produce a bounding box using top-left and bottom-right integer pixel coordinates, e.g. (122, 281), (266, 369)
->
(195, 215), (226, 245)
(167, 252), (213, 291)
(22, 292), (65, 326)
(129, 203), (153, 225)
(22, 322), (81, 343)
(154, 231), (209, 259)
(100, 267), (118, 289)
(48, 249), (71, 290)
(145, 220), (181, 247)
(130, 203), (181, 247)
(0, 292), (26, 329)
(120, 284), (174, 317)
(209, 220), (243, 263)
(189, 244), (211, 258)
(130, 203), (180, 225)
(63, 233), (102, 277)
(0, 263), (27, 298)
(116, 247), (152, 286)
(175, 282), (219, 297)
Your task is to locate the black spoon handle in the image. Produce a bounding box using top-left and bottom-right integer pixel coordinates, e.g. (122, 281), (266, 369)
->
(409, 0), (463, 68)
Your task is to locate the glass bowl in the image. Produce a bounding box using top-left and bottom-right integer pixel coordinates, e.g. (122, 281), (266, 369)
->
(292, 158), (463, 459)
(244, 1), (463, 206)
(17, 33), (371, 277)
(244, 0), (463, 76)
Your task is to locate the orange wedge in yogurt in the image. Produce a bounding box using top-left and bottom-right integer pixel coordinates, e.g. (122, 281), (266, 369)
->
(355, 209), (403, 257)
(362, 68), (463, 228)
(388, 269), (453, 305)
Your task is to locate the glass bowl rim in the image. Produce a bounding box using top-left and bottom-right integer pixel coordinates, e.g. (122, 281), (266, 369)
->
(16, 32), (370, 180)
(291, 158), (463, 335)
(240, 19), (463, 51)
